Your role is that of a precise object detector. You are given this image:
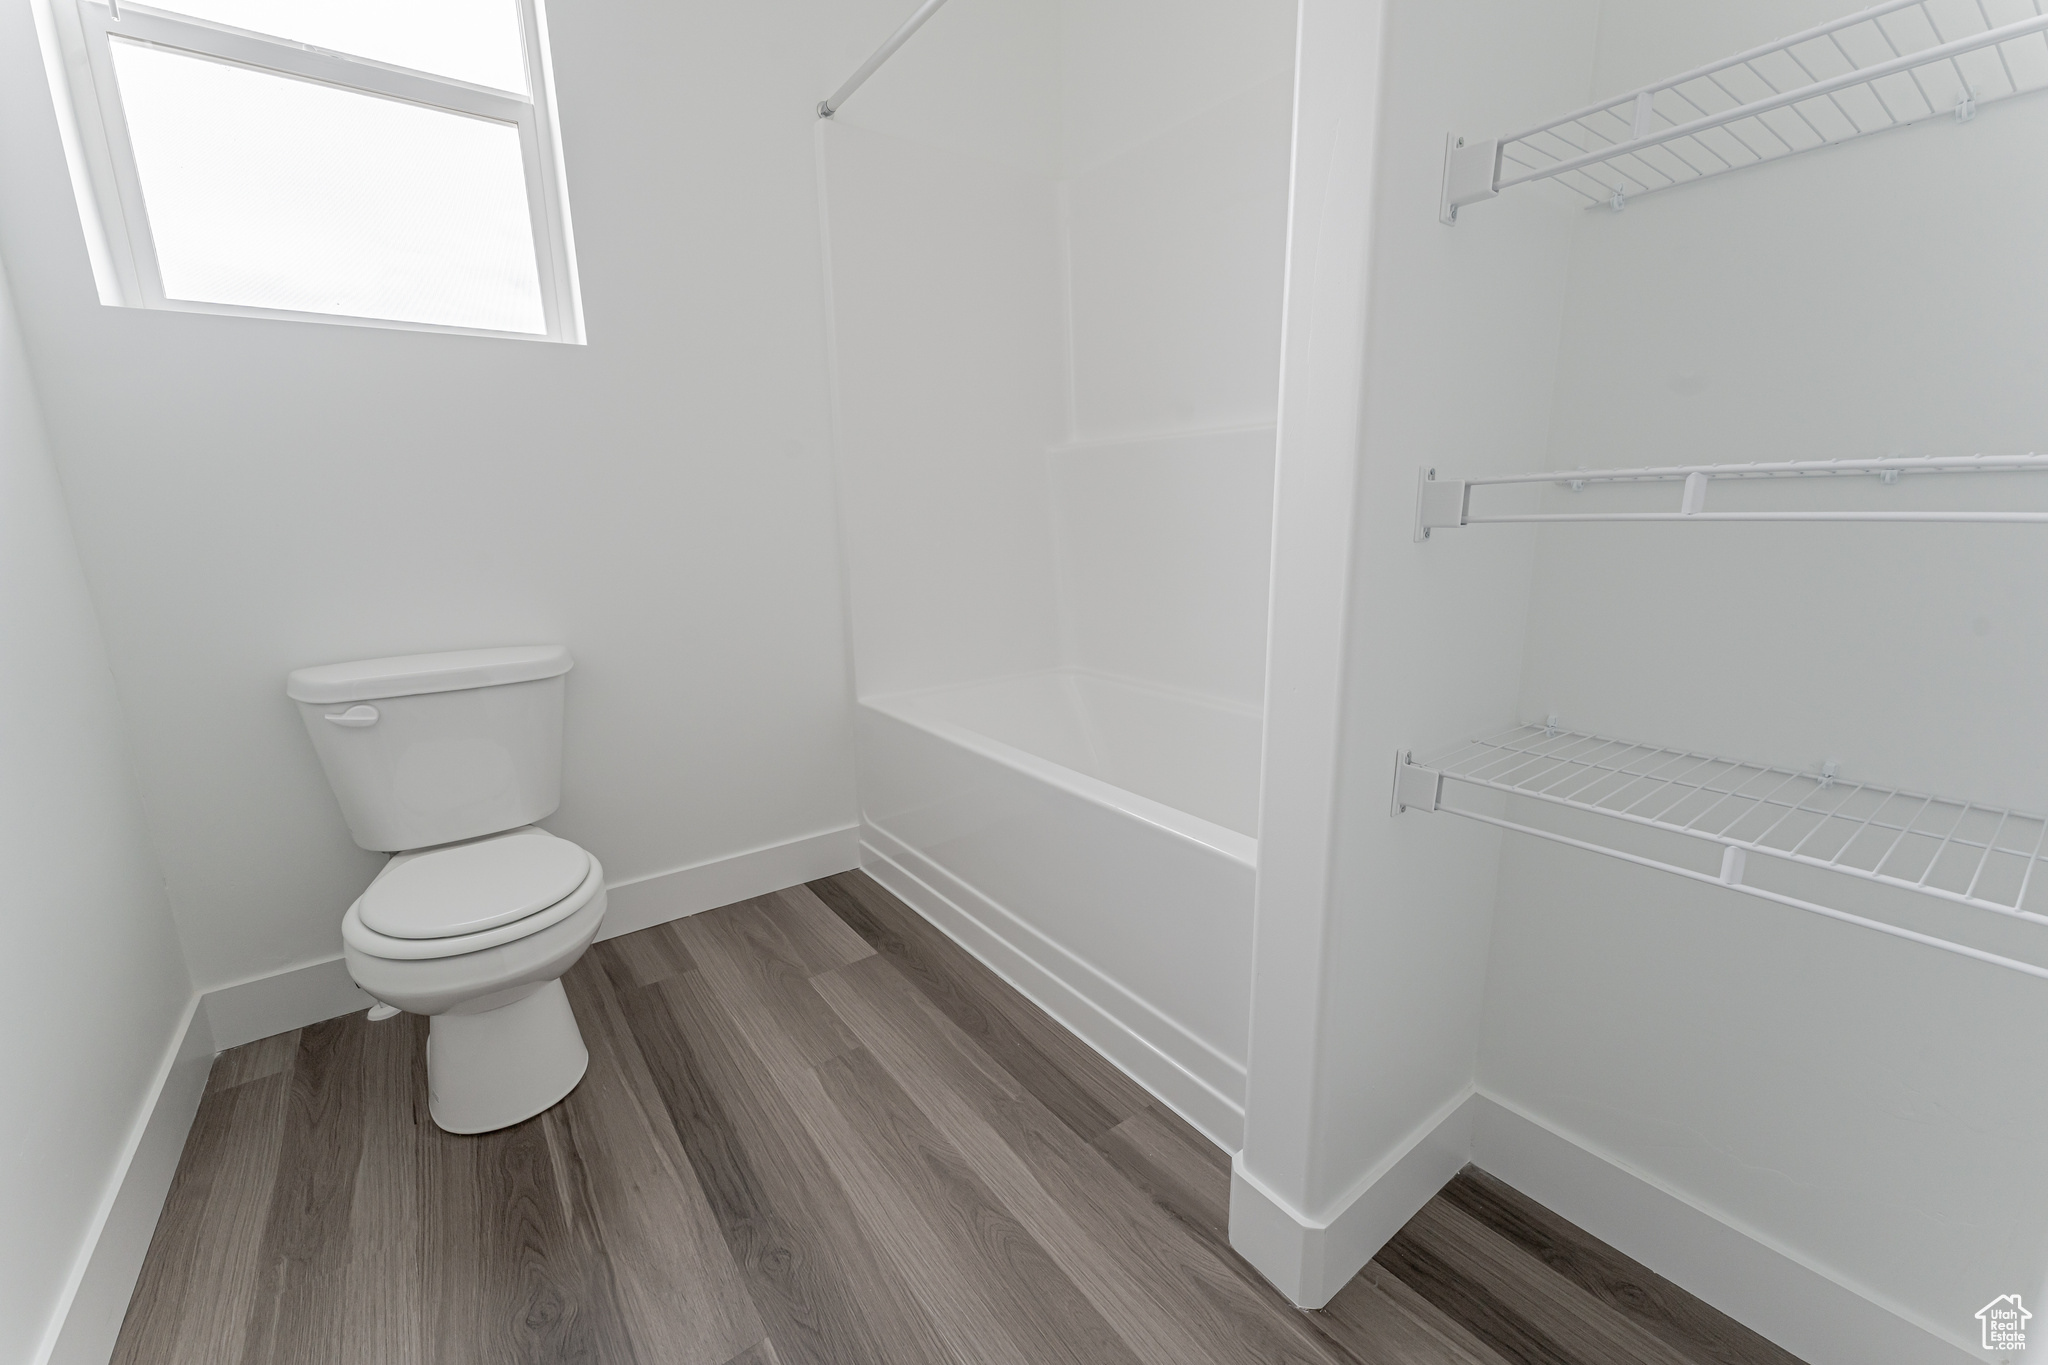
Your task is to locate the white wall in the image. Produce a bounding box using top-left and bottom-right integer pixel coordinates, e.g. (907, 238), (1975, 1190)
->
(1234, 0), (1601, 1305)
(0, 257), (194, 1365)
(1310, 0), (1602, 1203)
(1479, 0), (2048, 1349)
(0, 0), (862, 995)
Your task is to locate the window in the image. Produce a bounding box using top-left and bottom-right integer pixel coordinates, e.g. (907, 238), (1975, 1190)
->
(45, 0), (582, 340)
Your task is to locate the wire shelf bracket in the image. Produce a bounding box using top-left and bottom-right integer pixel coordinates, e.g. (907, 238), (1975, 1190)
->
(1414, 453), (2048, 537)
(1394, 724), (2048, 981)
(1441, 0), (2048, 223)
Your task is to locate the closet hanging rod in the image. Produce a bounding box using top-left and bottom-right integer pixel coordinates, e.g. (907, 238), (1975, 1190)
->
(1441, 0), (2048, 221)
(1394, 723), (2048, 982)
(818, 0), (951, 119)
(1415, 454), (2048, 537)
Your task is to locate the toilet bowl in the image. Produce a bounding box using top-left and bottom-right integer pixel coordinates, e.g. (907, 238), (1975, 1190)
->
(288, 642), (597, 1136)
(343, 826), (606, 1133)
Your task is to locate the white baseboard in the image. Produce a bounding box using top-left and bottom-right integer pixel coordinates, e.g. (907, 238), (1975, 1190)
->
(199, 825), (863, 1050)
(598, 824), (859, 940)
(1226, 1087), (1974, 1362)
(860, 824), (1246, 1150)
(36, 996), (213, 1365)
(1229, 1085), (1476, 1308)
(203, 956), (372, 1051)
(1469, 1093), (1976, 1365)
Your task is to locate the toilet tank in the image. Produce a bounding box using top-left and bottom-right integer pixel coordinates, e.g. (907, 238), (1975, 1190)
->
(286, 645), (573, 852)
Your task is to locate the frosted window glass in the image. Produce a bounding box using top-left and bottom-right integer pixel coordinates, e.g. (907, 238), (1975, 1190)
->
(111, 40), (546, 334)
(155, 0), (527, 93)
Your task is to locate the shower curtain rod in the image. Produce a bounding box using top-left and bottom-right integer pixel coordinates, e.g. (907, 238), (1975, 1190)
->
(818, 0), (952, 118)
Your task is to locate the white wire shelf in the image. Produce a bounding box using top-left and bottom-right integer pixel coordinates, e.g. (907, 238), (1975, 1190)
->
(1414, 453), (2048, 537)
(1440, 0), (2048, 222)
(1394, 722), (2048, 980)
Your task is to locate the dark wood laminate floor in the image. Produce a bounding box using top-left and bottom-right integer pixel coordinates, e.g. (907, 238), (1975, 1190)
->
(112, 870), (1805, 1365)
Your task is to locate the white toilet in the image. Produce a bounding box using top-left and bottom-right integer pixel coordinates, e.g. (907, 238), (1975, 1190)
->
(286, 644), (605, 1134)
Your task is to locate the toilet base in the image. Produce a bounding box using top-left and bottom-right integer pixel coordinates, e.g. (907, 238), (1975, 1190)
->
(426, 977), (588, 1134)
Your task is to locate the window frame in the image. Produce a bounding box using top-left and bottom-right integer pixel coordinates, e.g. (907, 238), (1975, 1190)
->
(56, 0), (583, 342)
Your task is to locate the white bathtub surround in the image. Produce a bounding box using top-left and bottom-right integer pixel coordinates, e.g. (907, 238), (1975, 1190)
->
(858, 670), (1256, 1146)
(1045, 425), (1276, 709)
(820, 0), (1293, 1160)
(873, 669), (1262, 837)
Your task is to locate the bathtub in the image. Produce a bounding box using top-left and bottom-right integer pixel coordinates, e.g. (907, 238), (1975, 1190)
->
(855, 668), (1258, 1147)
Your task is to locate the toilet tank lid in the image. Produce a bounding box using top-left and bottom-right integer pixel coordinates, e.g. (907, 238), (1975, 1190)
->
(286, 645), (573, 703)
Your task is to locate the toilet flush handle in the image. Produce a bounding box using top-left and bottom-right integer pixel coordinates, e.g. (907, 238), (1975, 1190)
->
(324, 704), (379, 728)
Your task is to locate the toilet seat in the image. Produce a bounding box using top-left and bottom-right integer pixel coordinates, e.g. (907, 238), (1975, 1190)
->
(361, 827), (590, 939)
(344, 829), (603, 961)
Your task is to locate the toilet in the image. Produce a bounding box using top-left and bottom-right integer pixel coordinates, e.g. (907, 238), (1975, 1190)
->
(286, 644), (604, 1134)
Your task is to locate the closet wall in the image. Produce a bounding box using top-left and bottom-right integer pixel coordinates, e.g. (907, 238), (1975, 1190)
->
(1241, 0), (2043, 1353)
(1483, 0), (2048, 1342)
